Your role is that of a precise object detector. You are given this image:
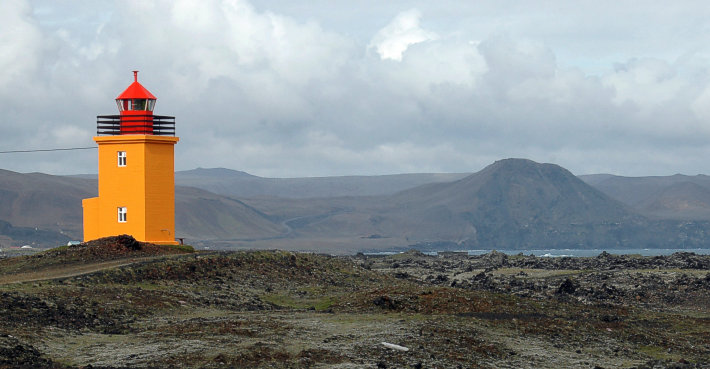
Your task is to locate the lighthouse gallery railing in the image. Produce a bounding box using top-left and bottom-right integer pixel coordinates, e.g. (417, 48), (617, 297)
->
(96, 115), (175, 136)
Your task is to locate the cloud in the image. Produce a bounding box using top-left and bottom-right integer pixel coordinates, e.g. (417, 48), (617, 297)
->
(1, 0), (710, 177)
(0, 0), (43, 97)
(368, 9), (437, 61)
(692, 85), (710, 122)
(604, 58), (686, 107)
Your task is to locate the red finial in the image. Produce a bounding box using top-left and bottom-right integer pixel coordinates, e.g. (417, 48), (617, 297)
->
(133, 70), (138, 82)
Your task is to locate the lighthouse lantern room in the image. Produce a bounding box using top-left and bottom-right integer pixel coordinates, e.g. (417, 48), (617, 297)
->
(116, 71), (156, 134)
(83, 71), (180, 245)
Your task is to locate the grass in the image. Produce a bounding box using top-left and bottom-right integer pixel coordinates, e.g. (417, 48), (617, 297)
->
(164, 244), (195, 253)
(42, 245), (69, 253)
(39, 242), (196, 254)
(0, 280), (46, 292)
(3, 249), (710, 367)
(262, 291), (337, 311)
(491, 268), (588, 278)
(637, 344), (677, 361)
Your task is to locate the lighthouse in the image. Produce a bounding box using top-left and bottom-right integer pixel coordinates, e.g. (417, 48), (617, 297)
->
(82, 71), (179, 245)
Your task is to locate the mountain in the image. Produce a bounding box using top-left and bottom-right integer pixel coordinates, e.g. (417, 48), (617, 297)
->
(175, 168), (469, 199)
(3, 160), (710, 252)
(281, 159), (665, 249)
(579, 173), (710, 220)
(0, 169), (97, 244)
(175, 186), (283, 240)
(0, 219), (72, 246)
(636, 181), (710, 220)
(392, 159), (631, 219)
(0, 169), (282, 247)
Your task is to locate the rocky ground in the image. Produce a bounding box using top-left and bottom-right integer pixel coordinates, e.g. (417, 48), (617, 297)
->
(0, 237), (708, 368)
(360, 250), (710, 310)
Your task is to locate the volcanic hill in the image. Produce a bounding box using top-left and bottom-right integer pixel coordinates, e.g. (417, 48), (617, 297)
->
(380, 158), (643, 248)
(256, 159), (708, 250)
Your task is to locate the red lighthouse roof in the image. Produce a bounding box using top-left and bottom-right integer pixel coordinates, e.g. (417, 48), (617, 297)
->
(116, 71), (156, 100)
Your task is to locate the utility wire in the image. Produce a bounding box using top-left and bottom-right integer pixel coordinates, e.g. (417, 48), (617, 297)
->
(0, 147), (97, 154)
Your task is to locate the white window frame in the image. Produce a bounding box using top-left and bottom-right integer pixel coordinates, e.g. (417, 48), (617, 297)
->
(117, 151), (127, 167)
(118, 207), (127, 223)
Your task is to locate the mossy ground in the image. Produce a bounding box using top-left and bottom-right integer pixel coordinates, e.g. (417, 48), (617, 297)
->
(0, 248), (708, 368)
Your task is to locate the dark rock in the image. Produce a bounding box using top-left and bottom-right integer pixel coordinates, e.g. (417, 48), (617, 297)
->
(0, 335), (58, 368)
(482, 250), (508, 267)
(115, 234), (141, 250)
(557, 278), (578, 294)
(473, 272), (488, 281)
(394, 272), (410, 279)
(600, 315), (620, 323)
(373, 296), (398, 310)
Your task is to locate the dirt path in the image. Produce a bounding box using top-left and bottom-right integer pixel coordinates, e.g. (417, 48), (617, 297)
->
(0, 257), (159, 285)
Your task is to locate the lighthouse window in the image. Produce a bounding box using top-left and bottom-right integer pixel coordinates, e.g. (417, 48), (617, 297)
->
(132, 99), (147, 111)
(117, 151), (127, 167)
(118, 207), (127, 223)
(115, 99), (155, 111)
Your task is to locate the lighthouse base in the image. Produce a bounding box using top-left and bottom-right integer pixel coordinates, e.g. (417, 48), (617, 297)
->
(81, 135), (180, 245)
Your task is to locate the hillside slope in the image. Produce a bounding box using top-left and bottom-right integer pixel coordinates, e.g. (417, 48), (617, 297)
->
(395, 159), (643, 247)
(4, 161), (710, 251)
(286, 159), (665, 249)
(579, 173), (710, 220)
(0, 170), (283, 247)
(175, 186), (284, 240)
(637, 181), (710, 220)
(176, 168), (469, 199)
(0, 169), (97, 230)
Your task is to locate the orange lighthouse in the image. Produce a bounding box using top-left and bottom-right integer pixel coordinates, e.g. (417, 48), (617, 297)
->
(82, 71), (179, 245)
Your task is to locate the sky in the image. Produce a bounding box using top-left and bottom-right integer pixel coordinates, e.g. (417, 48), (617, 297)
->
(1, 0), (710, 177)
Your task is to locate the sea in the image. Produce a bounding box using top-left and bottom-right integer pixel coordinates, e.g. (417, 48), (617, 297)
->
(366, 248), (710, 257)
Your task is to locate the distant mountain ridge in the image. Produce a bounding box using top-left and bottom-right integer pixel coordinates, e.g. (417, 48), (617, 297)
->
(175, 168), (470, 199)
(74, 169), (471, 199)
(274, 159), (678, 250)
(0, 170), (282, 247)
(579, 173), (710, 220)
(0, 169), (97, 243)
(2, 159), (710, 252)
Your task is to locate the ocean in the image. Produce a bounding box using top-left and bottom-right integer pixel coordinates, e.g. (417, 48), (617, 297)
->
(459, 248), (710, 257)
(366, 248), (710, 257)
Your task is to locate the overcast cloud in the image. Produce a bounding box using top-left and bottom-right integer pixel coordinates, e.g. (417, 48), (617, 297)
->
(1, 0), (709, 177)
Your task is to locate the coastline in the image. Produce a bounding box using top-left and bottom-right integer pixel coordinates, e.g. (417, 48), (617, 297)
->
(365, 248), (710, 257)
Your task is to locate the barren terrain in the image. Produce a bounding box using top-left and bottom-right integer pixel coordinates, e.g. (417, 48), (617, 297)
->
(0, 237), (708, 368)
